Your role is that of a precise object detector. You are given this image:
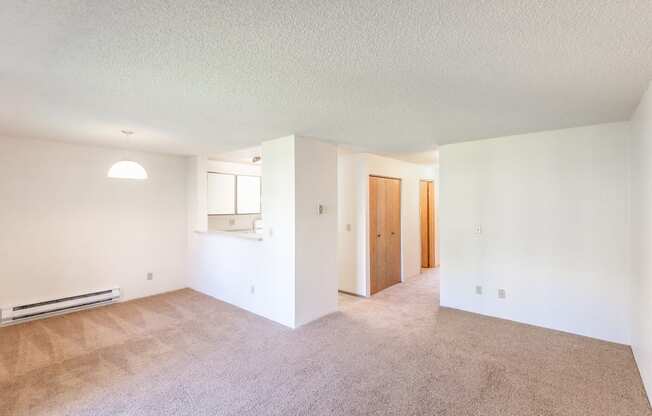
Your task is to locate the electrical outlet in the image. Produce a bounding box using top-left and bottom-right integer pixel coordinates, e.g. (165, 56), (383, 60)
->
(147, 272), (153, 280)
(346, 224), (352, 232)
(228, 218), (236, 226)
(498, 289), (506, 299)
(475, 285), (482, 295)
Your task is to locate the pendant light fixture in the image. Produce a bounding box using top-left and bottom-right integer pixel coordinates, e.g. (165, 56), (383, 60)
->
(107, 130), (148, 180)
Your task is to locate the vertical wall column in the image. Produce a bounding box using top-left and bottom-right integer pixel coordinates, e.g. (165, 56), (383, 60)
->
(260, 136), (297, 327)
(187, 155), (208, 232)
(293, 136), (338, 326)
(262, 135), (338, 328)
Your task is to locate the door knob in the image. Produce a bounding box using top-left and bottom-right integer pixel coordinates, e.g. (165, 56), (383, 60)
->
(377, 234), (381, 237)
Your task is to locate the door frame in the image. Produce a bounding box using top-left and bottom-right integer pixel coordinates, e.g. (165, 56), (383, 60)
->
(367, 174), (403, 296)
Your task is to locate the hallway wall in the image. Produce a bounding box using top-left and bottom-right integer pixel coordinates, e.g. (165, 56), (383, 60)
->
(337, 152), (435, 296)
(439, 122), (631, 344)
(631, 81), (652, 400)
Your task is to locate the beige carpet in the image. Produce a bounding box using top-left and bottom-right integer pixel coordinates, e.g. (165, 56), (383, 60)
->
(1, 270), (650, 416)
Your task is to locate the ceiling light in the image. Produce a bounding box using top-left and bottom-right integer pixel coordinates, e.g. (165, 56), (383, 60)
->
(107, 130), (148, 180)
(107, 160), (148, 179)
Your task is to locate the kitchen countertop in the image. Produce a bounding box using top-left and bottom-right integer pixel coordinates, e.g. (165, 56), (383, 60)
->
(195, 229), (264, 241)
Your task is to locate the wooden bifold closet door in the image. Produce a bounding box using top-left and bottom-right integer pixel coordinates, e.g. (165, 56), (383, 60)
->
(369, 175), (401, 295)
(420, 180), (437, 268)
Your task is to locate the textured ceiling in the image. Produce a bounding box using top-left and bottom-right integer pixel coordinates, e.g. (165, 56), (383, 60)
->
(1, 1), (651, 156)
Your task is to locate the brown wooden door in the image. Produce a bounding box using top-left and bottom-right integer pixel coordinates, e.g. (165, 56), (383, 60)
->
(370, 176), (402, 294)
(369, 176), (384, 294)
(430, 181), (438, 267)
(386, 178), (402, 286)
(420, 180), (438, 268)
(420, 181), (429, 268)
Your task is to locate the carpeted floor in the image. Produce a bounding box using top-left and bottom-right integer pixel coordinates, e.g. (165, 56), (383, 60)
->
(1, 270), (650, 415)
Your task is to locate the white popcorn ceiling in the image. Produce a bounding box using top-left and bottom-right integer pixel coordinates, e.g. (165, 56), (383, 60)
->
(1, 0), (651, 156)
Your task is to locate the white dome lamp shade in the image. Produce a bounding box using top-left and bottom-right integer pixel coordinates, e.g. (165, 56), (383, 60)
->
(107, 160), (148, 179)
(107, 130), (148, 180)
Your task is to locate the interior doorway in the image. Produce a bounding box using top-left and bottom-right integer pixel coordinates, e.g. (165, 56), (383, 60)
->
(369, 175), (402, 294)
(420, 180), (438, 268)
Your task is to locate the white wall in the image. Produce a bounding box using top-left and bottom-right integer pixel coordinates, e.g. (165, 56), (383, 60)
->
(439, 123), (631, 344)
(338, 152), (434, 296)
(259, 135), (296, 327)
(294, 137), (338, 326)
(337, 153), (368, 295)
(187, 156), (281, 323)
(208, 160), (260, 176)
(189, 135), (338, 328)
(189, 138), (296, 327)
(631, 82), (652, 400)
(0, 136), (188, 306)
(188, 232), (267, 319)
(188, 156), (208, 232)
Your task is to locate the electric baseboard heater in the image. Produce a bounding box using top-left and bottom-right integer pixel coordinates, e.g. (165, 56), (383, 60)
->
(0, 288), (121, 326)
